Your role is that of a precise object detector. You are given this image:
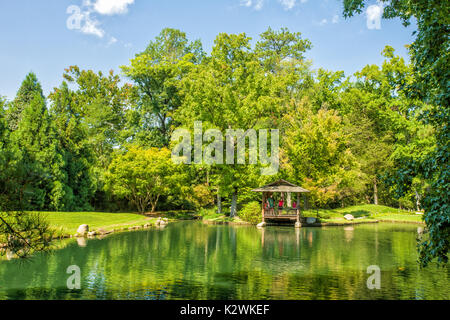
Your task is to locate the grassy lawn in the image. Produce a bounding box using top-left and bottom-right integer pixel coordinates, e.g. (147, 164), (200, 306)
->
(32, 204), (422, 236)
(302, 204), (424, 224)
(36, 211), (157, 235)
(199, 204), (424, 225)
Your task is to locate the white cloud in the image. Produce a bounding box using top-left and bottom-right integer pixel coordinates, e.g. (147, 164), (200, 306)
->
(319, 18), (327, 26)
(241, 0), (308, 11)
(107, 36), (118, 46)
(79, 11), (105, 38)
(278, 0), (296, 11)
(332, 14), (339, 24)
(92, 0), (135, 15)
(240, 0), (252, 7)
(66, 1), (135, 40)
(366, 1), (383, 30)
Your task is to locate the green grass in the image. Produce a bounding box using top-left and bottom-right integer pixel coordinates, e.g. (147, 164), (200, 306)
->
(32, 205), (422, 236)
(303, 204), (424, 223)
(198, 204), (424, 225)
(35, 211), (157, 235)
(197, 207), (247, 224)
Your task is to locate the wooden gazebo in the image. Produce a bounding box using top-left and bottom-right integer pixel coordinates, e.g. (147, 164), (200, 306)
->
(252, 179), (310, 227)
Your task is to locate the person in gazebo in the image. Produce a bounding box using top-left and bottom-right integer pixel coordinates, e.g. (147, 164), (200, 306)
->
(278, 197), (284, 215)
(267, 194), (274, 215)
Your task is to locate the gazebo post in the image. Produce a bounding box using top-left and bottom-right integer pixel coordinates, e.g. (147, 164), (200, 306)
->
(261, 192), (266, 223)
(295, 193), (301, 228)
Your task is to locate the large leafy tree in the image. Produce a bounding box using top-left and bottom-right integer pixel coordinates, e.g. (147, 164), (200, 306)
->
(176, 29), (306, 217)
(121, 28), (204, 147)
(283, 100), (363, 208)
(59, 66), (132, 210)
(105, 147), (182, 213)
(343, 0), (449, 265)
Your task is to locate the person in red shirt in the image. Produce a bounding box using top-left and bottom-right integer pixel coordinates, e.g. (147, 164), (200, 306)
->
(278, 199), (284, 209)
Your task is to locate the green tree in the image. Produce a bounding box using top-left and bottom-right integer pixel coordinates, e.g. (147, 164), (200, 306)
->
(283, 101), (362, 208)
(343, 0), (449, 265)
(255, 27), (312, 74)
(105, 147), (182, 213)
(48, 82), (95, 211)
(121, 28), (204, 147)
(6, 72), (44, 131)
(176, 31), (290, 217)
(9, 93), (65, 210)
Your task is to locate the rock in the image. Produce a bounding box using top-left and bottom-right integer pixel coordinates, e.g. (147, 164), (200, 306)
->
(306, 217), (316, 224)
(295, 222), (302, 228)
(144, 223), (151, 228)
(344, 214), (354, 221)
(76, 237), (87, 247)
(87, 231), (97, 237)
(156, 217), (168, 226)
(76, 224), (89, 236)
(257, 222), (266, 228)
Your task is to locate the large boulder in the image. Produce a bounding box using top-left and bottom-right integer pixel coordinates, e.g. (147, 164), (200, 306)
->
(344, 214), (354, 221)
(76, 224), (89, 236)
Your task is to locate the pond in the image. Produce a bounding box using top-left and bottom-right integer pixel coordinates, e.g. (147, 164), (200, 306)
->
(0, 221), (448, 300)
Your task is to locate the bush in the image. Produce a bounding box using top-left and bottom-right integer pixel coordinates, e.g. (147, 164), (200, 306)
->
(190, 184), (214, 209)
(239, 201), (262, 225)
(198, 207), (220, 219)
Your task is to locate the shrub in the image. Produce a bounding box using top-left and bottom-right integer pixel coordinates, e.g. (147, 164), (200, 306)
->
(239, 201), (262, 225)
(190, 184), (214, 209)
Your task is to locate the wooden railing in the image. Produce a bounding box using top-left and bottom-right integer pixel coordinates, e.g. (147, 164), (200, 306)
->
(264, 208), (298, 216)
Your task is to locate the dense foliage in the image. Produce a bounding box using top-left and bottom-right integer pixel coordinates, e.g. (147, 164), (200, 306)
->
(343, 0), (449, 267)
(0, 22), (447, 264)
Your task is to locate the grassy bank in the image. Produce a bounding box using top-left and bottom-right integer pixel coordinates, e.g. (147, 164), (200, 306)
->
(200, 204), (424, 225)
(38, 211), (157, 235)
(303, 204), (424, 224)
(28, 204), (423, 237)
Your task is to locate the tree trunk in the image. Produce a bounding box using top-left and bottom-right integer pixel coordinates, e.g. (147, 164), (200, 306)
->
(217, 192), (222, 214)
(230, 190), (237, 218)
(373, 178), (378, 205)
(415, 189), (421, 211)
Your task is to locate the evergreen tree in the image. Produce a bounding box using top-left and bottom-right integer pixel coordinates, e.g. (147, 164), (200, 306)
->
(6, 72), (44, 131)
(10, 92), (65, 210)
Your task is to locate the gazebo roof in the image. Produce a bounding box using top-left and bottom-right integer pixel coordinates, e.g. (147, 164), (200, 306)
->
(251, 179), (310, 193)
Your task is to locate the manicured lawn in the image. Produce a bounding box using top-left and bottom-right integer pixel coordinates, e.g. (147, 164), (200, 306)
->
(36, 211), (157, 235)
(303, 204), (424, 223)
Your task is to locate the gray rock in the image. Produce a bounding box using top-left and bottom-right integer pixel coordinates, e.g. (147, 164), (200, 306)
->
(257, 222), (266, 228)
(295, 222), (302, 228)
(306, 217), (316, 224)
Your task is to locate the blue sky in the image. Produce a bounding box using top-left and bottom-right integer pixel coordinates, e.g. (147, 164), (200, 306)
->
(0, 0), (416, 100)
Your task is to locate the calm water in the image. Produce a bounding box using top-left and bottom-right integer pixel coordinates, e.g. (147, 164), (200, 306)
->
(0, 221), (448, 300)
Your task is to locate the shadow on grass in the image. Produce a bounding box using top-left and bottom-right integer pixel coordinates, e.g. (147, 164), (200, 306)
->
(159, 211), (199, 220)
(344, 210), (371, 218)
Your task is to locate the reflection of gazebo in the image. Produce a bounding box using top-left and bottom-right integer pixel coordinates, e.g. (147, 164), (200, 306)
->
(252, 179), (310, 227)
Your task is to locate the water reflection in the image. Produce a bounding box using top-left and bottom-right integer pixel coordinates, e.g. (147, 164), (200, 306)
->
(0, 222), (448, 300)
